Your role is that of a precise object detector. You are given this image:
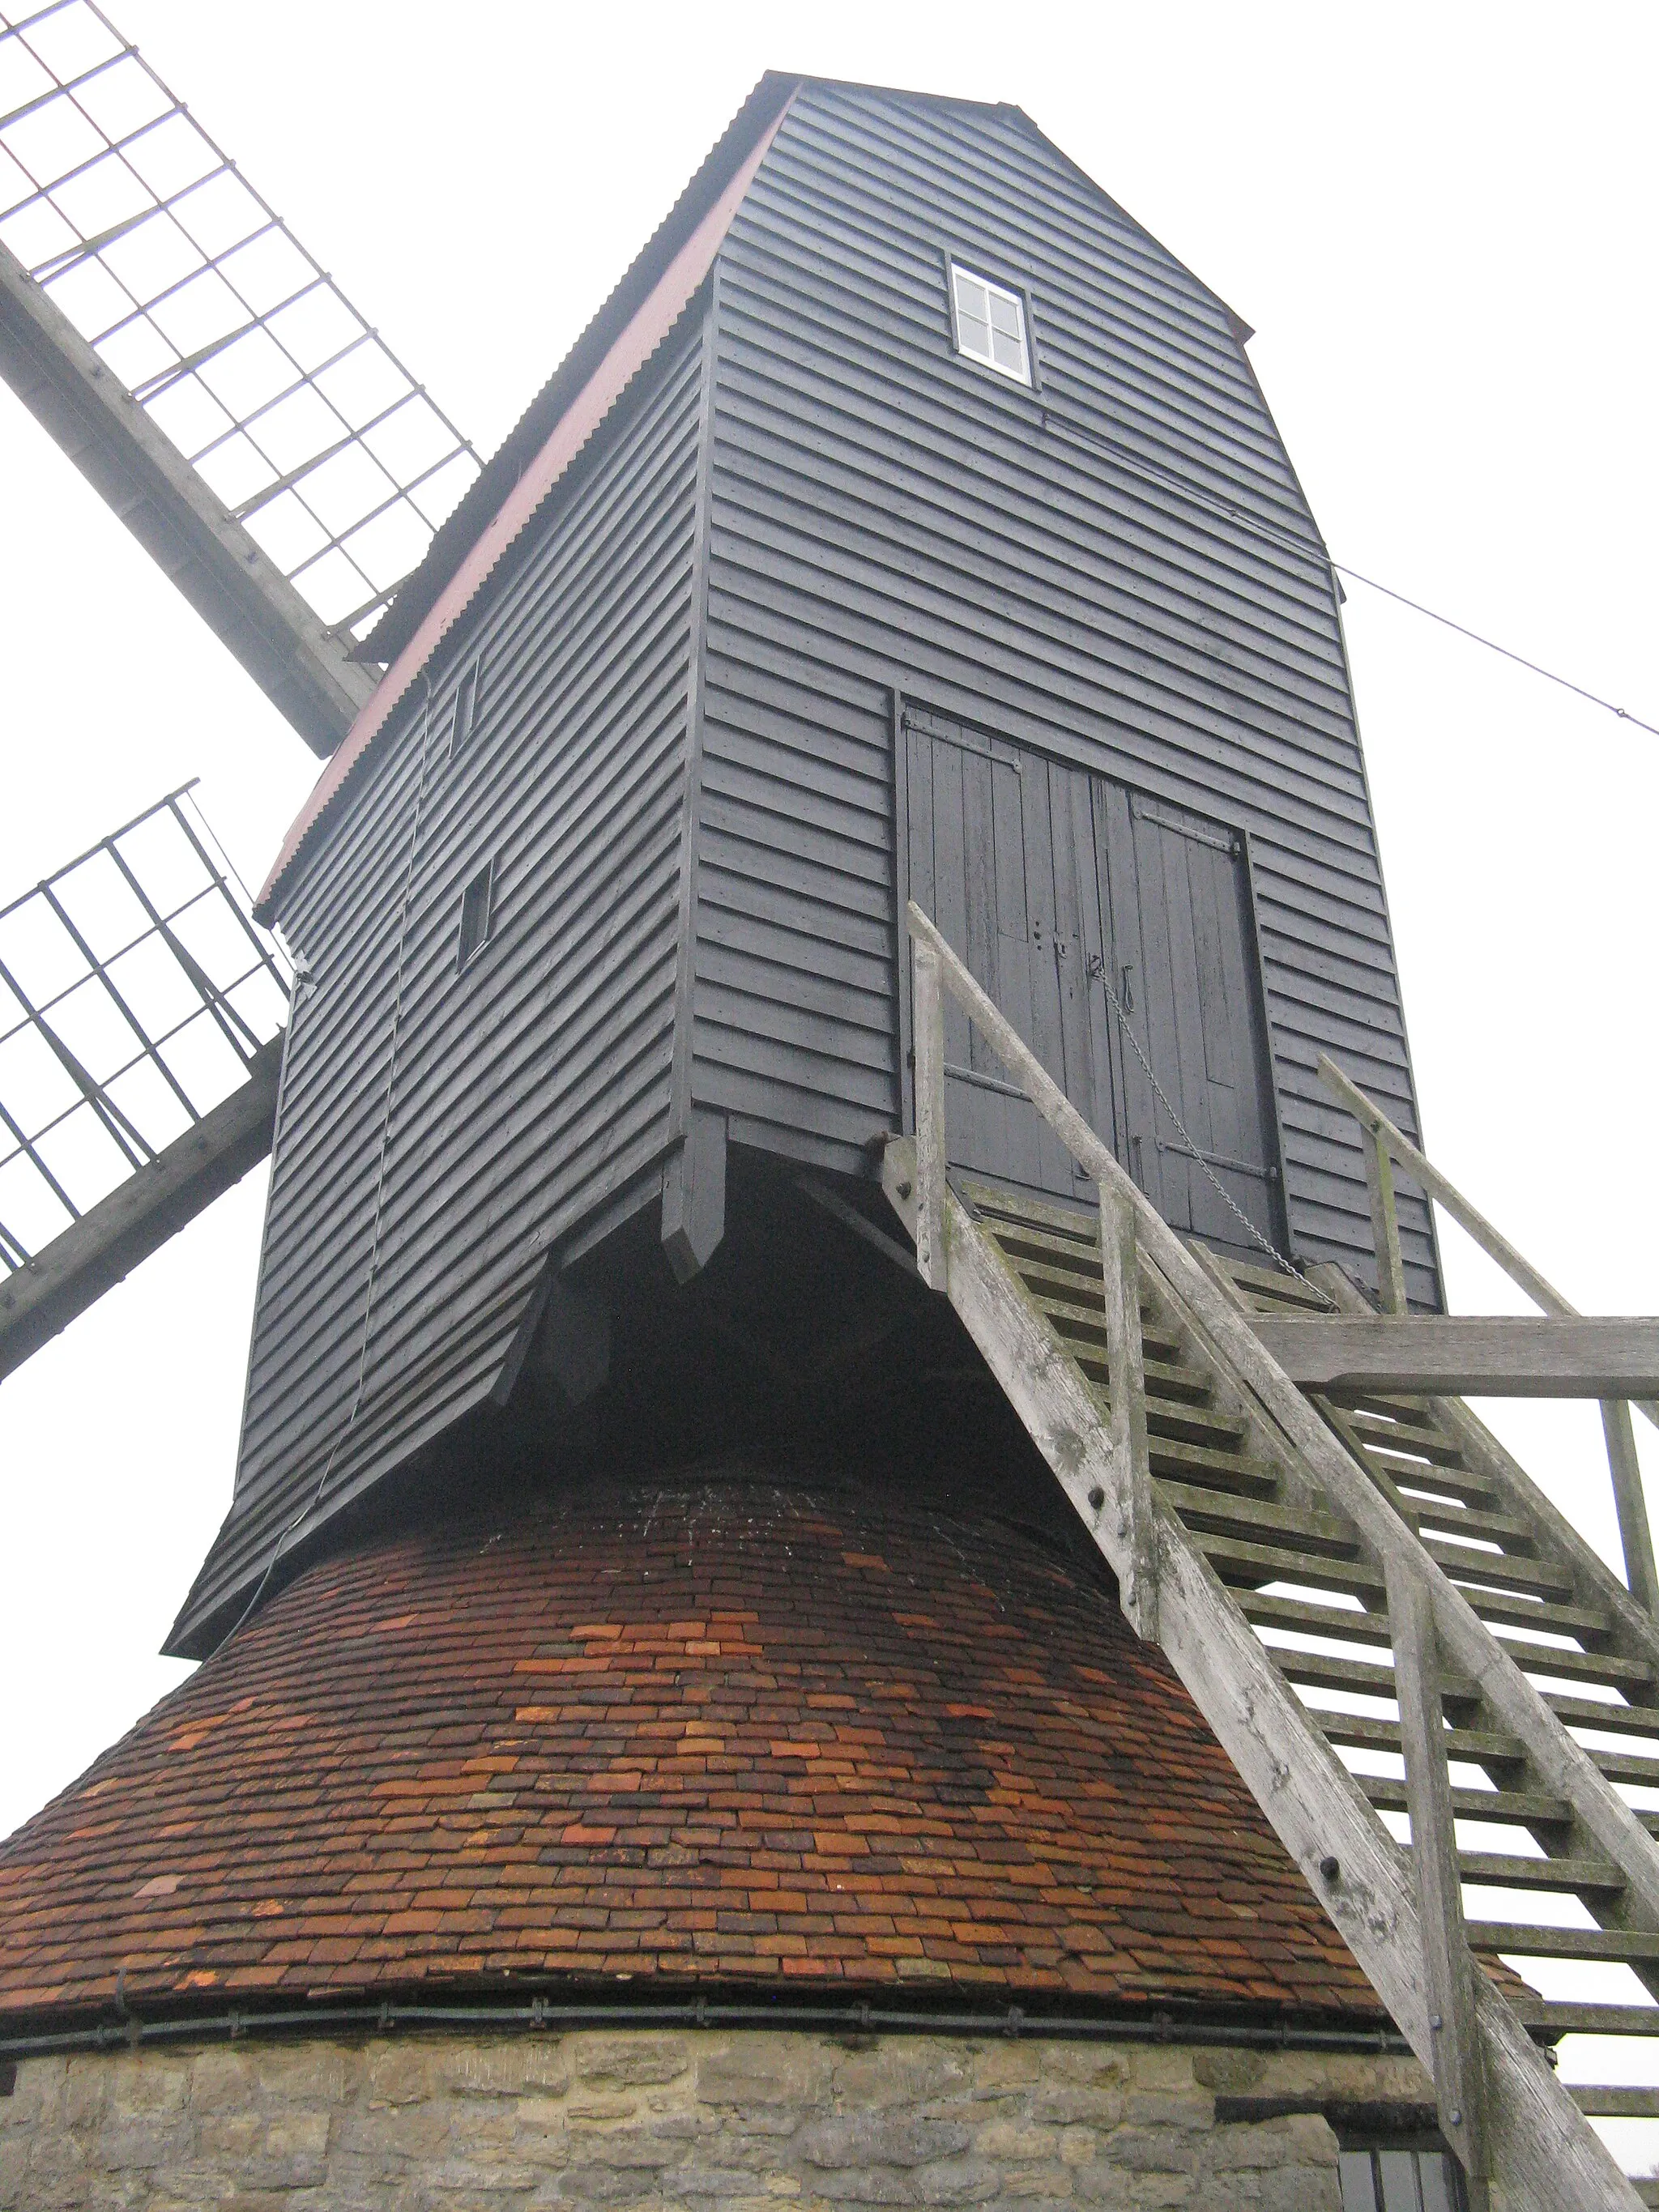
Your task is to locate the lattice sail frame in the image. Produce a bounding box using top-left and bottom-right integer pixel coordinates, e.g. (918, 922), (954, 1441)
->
(0, 0), (479, 643)
(0, 787), (290, 1272)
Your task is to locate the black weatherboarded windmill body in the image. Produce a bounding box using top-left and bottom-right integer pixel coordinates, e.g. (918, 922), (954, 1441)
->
(19, 46), (1659, 2211)
(185, 72), (1435, 1654)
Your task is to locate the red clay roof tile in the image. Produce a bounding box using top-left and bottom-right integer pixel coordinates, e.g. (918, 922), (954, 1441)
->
(0, 1475), (1385, 2026)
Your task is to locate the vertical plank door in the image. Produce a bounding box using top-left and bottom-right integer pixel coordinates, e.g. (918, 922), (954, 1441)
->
(903, 709), (1111, 1199)
(1095, 786), (1282, 1257)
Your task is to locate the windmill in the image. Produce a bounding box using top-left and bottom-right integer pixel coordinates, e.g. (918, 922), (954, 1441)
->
(4, 9), (1659, 2208)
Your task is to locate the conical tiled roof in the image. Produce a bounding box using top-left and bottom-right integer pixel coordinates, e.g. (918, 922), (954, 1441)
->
(0, 1469), (1383, 2027)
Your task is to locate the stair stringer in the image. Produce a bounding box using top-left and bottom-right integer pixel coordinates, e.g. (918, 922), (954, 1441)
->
(882, 1149), (1641, 2212)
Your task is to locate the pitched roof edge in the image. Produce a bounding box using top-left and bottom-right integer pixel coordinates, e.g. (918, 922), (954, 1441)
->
(254, 85), (796, 923)
(359, 71), (800, 671)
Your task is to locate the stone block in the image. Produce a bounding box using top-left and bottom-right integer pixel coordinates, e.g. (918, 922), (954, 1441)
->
(572, 2035), (693, 2089)
(1208, 2116), (1337, 2172)
(698, 2037), (834, 2114)
(797, 2113), (972, 2169)
(835, 2042), (974, 2113)
(446, 2039), (574, 2099)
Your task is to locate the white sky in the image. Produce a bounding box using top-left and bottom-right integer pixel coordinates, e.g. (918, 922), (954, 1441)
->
(2, 0), (1658, 2133)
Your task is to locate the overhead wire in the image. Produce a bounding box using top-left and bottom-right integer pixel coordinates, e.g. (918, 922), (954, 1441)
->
(1333, 566), (1659, 740)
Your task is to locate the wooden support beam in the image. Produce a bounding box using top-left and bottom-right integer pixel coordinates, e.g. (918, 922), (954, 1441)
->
(1363, 1124), (1409, 1314)
(1099, 1177), (1157, 1640)
(1601, 1399), (1659, 1618)
(1250, 1314), (1659, 1397)
(911, 940), (948, 1292)
(0, 241), (373, 757)
(0, 1037), (282, 1382)
(1386, 1559), (1491, 2202)
(512, 1267), (612, 1408)
(660, 1107), (727, 1283)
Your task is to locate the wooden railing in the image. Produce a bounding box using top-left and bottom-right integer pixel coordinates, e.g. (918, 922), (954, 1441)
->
(1318, 1053), (1659, 1617)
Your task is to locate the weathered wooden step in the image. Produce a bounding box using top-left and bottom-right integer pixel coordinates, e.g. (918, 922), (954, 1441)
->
(1361, 1453), (1504, 1510)
(1468, 1922), (1659, 1962)
(1193, 1534), (1384, 1602)
(1237, 1590), (1392, 1646)
(1066, 1342), (1213, 1408)
(1587, 1745), (1659, 1789)
(1210, 1252), (1331, 1311)
(1572, 2086), (1659, 2118)
(1147, 1434), (1280, 1499)
(1460, 1588), (1618, 1640)
(1144, 1400), (1253, 1452)
(1340, 1410), (1471, 1468)
(1546, 1694), (1659, 1740)
(1358, 1775), (1572, 1827)
(1499, 1645), (1654, 1694)
(1420, 1535), (1576, 1600)
(1273, 1647), (1403, 1698)
(1162, 1484), (1358, 1559)
(1456, 1850), (1624, 1895)
(1516, 2001), (1659, 2037)
(1319, 1711), (1527, 1767)
(1404, 1498), (1540, 1550)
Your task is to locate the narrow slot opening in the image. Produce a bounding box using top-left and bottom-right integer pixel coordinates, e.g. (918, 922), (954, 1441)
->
(457, 859), (495, 971)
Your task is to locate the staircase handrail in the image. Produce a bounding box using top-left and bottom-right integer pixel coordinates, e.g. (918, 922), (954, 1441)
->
(1317, 1052), (1659, 1614)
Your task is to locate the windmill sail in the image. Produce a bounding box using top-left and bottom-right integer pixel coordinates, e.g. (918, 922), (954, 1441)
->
(0, 786), (290, 1377)
(0, 0), (479, 752)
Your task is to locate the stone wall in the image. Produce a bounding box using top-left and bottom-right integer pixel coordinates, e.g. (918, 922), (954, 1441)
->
(0, 2027), (1434, 2209)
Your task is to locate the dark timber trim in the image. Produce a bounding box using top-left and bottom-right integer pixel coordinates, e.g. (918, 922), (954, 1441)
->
(891, 688), (914, 1139)
(661, 1106), (728, 1281)
(0, 244), (372, 758)
(0, 1037), (283, 1380)
(668, 298), (720, 1140)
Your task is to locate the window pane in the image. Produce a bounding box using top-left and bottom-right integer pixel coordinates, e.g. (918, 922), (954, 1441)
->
(1339, 2152), (1380, 2212)
(1378, 2150), (1422, 2212)
(1417, 2154), (1458, 2212)
(953, 270), (989, 323)
(957, 309), (992, 361)
(991, 324), (1026, 375)
(988, 290), (1022, 339)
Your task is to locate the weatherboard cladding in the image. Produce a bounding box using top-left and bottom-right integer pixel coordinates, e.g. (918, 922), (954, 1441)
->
(691, 83), (1434, 1293)
(171, 331), (706, 1651)
(181, 80), (1432, 1647)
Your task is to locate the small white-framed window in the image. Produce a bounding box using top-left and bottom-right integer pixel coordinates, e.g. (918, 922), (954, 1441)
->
(950, 262), (1032, 385)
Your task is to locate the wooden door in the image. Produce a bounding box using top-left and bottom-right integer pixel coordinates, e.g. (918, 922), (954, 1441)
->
(1094, 787), (1282, 1253)
(903, 710), (1280, 1246)
(902, 707), (1111, 1200)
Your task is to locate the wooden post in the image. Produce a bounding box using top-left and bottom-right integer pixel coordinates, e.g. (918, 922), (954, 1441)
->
(1601, 1399), (1659, 1618)
(912, 936), (948, 1292)
(1100, 1178), (1157, 1641)
(1385, 1558), (1491, 2206)
(1364, 1121), (1409, 1315)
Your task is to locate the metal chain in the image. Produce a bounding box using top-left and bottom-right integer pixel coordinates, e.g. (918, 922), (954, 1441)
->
(1094, 965), (1335, 1309)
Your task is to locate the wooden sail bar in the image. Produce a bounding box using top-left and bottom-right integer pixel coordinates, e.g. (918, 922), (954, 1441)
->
(0, 1), (479, 749)
(0, 786), (289, 1370)
(1318, 1052), (1659, 1615)
(888, 895), (1657, 2210)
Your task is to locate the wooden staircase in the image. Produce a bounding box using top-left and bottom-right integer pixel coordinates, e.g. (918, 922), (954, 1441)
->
(886, 899), (1659, 2212)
